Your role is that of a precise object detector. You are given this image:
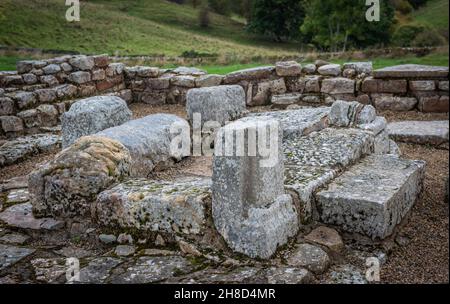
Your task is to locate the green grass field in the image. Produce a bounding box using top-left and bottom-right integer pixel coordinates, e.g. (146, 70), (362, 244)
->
(412, 0), (449, 32)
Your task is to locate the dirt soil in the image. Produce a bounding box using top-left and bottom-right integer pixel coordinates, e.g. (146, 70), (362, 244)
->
(0, 105), (448, 284)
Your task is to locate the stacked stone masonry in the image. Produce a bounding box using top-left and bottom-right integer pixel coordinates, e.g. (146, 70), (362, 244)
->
(1, 55), (448, 139)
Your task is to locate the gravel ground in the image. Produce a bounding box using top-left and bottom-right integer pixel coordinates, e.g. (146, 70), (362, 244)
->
(0, 105), (448, 283)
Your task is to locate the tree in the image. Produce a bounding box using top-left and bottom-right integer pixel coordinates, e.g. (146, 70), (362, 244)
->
(301, 0), (395, 51)
(208, 0), (232, 15)
(247, 0), (305, 42)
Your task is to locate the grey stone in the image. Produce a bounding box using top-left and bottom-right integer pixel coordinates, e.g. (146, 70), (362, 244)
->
(223, 66), (274, 84)
(358, 116), (387, 136)
(29, 136), (132, 218)
(0, 116), (23, 133)
(409, 80), (436, 91)
(54, 246), (92, 258)
(37, 104), (58, 126)
(387, 120), (449, 146)
(0, 203), (64, 230)
(212, 118), (298, 259)
(171, 75), (196, 87)
(93, 178), (211, 235)
(0, 244), (35, 271)
(97, 114), (187, 177)
(373, 96), (417, 111)
(318, 64), (341, 76)
(61, 96), (132, 147)
(78, 257), (122, 283)
(43, 64), (61, 75)
(373, 64), (448, 78)
(54, 84), (78, 99)
(357, 105), (377, 124)
(114, 245), (135, 257)
(60, 62), (73, 72)
(271, 93), (302, 107)
(316, 155), (425, 239)
(6, 188), (29, 204)
(321, 78), (355, 94)
(69, 71), (91, 84)
(14, 92), (36, 109)
(195, 74), (223, 87)
(117, 234), (133, 245)
(16, 61), (34, 74)
(275, 61), (302, 77)
(251, 78), (287, 106)
(111, 256), (194, 284)
(287, 244), (330, 274)
(69, 56), (95, 71)
(265, 267), (312, 284)
(146, 77), (170, 90)
(172, 66), (206, 76)
(92, 69), (106, 81)
(284, 128), (373, 223)
(40, 75), (59, 86)
(305, 226), (344, 253)
(22, 73), (38, 85)
(0, 134), (60, 167)
(246, 107), (330, 140)
(328, 264), (366, 284)
(343, 62), (373, 74)
(328, 100), (373, 127)
(186, 85), (246, 126)
(31, 258), (66, 283)
(0, 97), (15, 115)
(99, 234), (117, 245)
(0, 233), (30, 245)
(302, 64), (317, 74)
(35, 89), (57, 103)
(439, 81), (449, 91)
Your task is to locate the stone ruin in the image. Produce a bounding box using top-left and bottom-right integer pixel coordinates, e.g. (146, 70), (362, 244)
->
(0, 55), (448, 283)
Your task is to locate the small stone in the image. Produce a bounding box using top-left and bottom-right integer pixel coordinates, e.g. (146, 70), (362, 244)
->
(287, 244), (330, 274)
(265, 267), (312, 284)
(0, 233), (30, 245)
(43, 64), (61, 75)
(155, 235), (166, 247)
(275, 61), (302, 77)
(304, 226), (344, 253)
(329, 264), (366, 284)
(54, 246), (92, 258)
(117, 233), (133, 245)
(0, 244), (35, 271)
(99, 234), (117, 245)
(78, 257), (122, 283)
(114, 245), (136, 257)
(314, 60), (330, 67)
(395, 235), (411, 247)
(143, 249), (179, 256)
(302, 64), (317, 74)
(318, 64), (342, 76)
(0, 203), (64, 230)
(69, 56), (95, 71)
(31, 258), (66, 283)
(178, 240), (202, 257)
(69, 71), (91, 84)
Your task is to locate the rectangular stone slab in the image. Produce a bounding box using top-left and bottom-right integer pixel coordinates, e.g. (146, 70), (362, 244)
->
(315, 155), (425, 239)
(373, 64), (449, 79)
(387, 120), (449, 146)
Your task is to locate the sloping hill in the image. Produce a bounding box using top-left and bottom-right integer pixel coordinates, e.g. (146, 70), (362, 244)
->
(0, 0), (299, 57)
(412, 0), (449, 37)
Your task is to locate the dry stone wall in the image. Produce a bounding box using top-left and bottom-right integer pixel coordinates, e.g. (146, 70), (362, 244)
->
(1, 55), (448, 139)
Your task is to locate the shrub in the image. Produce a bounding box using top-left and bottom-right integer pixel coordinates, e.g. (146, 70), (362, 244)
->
(391, 0), (414, 14)
(412, 29), (447, 47)
(392, 24), (425, 46)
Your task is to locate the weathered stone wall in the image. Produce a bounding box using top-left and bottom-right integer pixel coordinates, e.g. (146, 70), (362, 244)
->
(1, 55), (448, 139)
(0, 55), (130, 138)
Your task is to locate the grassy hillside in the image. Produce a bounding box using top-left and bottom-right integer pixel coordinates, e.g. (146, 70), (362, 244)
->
(412, 0), (449, 34)
(0, 0), (299, 58)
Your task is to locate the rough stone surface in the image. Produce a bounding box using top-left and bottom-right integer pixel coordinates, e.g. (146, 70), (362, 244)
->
(93, 178), (211, 235)
(195, 74), (223, 87)
(78, 257), (122, 283)
(29, 136), (132, 218)
(373, 64), (449, 78)
(97, 114), (188, 177)
(316, 154), (425, 239)
(304, 226), (344, 253)
(387, 120), (449, 146)
(287, 244), (330, 274)
(0, 203), (64, 230)
(212, 118), (298, 259)
(318, 64), (341, 76)
(246, 107), (330, 140)
(114, 245), (136, 257)
(271, 93), (302, 107)
(61, 96), (132, 147)
(419, 95), (448, 113)
(0, 244), (35, 271)
(0, 134), (60, 167)
(110, 256), (194, 284)
(321, 78), (355, 94)
(0, 233), (30, 245)
(186, 85), (246, 126)
(275, 61), (302, 77)
(223, 66), (274, 84)
(373, 96), (417, 111)
(265, 267), (312, 284)
(343, 62), (373, 74)
(409, 80), (436, 91)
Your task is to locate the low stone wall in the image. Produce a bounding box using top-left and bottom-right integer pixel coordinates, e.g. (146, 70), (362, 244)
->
(1, 55), (448, 139)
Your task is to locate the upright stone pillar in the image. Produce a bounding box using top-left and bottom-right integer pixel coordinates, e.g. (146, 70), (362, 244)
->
(212, 118), (298, 259)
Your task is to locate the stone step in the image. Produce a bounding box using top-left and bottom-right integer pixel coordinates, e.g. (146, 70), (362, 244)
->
(387, 120), (449, 146)
(246, 107), (330, 140)
(315, 154), (425, 239)
(283, 127), (374, 222)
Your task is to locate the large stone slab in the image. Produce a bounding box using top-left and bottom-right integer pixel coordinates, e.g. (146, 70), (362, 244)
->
(246, 107), (330, 140)
(62, 96), (132, 148)
(0, 244), (35, 271)
(373, 64), (449, 79)
(92, 177), (211, 235)
(387, 120), (449, 146)
(186, 85), (246, 126)
(29, 136), (132, 218)
(223, 66), (275, 84)
(284, 128), (374, 222)
(0, 203), (64, 230)
(97, 114), (188, 177)
(0, 134), (61, 167)
(316, 155), (425, 239)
